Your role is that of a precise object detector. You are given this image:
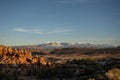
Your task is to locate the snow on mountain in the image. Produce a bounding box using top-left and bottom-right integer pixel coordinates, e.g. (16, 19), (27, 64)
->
(39, 42), (113, 49)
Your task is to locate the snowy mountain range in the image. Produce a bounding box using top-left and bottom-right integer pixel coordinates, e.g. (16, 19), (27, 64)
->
(38, 42), (113, 49)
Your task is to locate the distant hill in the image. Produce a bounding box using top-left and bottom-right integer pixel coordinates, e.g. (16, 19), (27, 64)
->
(13, 42), (114, 50)
(11, 42), (120, 57)
(50, 47), (120, 55)
(38, 42), (113, 49)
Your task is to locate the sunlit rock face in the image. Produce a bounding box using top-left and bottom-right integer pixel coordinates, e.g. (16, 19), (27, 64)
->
(0, 45), (50, 65)
(32, 56), (47, 65)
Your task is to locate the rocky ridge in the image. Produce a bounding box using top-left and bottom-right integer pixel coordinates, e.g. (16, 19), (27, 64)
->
(0, 45), (49, 65)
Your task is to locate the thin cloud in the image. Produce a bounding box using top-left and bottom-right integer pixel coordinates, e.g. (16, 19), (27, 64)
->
(15, 28), (29, 32)
(14, 28), (43, 34)
(14, 28), (71, 34)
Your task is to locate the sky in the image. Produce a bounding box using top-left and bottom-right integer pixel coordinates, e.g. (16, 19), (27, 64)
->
(0, 0), (120, 46)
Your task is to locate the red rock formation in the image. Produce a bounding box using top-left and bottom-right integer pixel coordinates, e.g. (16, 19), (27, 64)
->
(32, 55), (47, 65)
(0, 45), (50, 65)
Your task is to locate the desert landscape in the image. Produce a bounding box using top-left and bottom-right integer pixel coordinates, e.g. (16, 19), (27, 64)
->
(0, 44), (120, 80)
(0, 0), (120, 80)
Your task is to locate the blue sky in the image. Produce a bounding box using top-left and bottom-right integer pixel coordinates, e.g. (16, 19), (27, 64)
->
(0, 0), (120, 46)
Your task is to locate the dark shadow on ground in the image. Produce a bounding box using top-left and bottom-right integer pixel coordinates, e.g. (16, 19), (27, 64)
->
(0, 58), (120, 80)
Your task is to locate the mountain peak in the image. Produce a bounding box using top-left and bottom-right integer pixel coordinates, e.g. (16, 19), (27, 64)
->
(39, 42), (113, 49)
